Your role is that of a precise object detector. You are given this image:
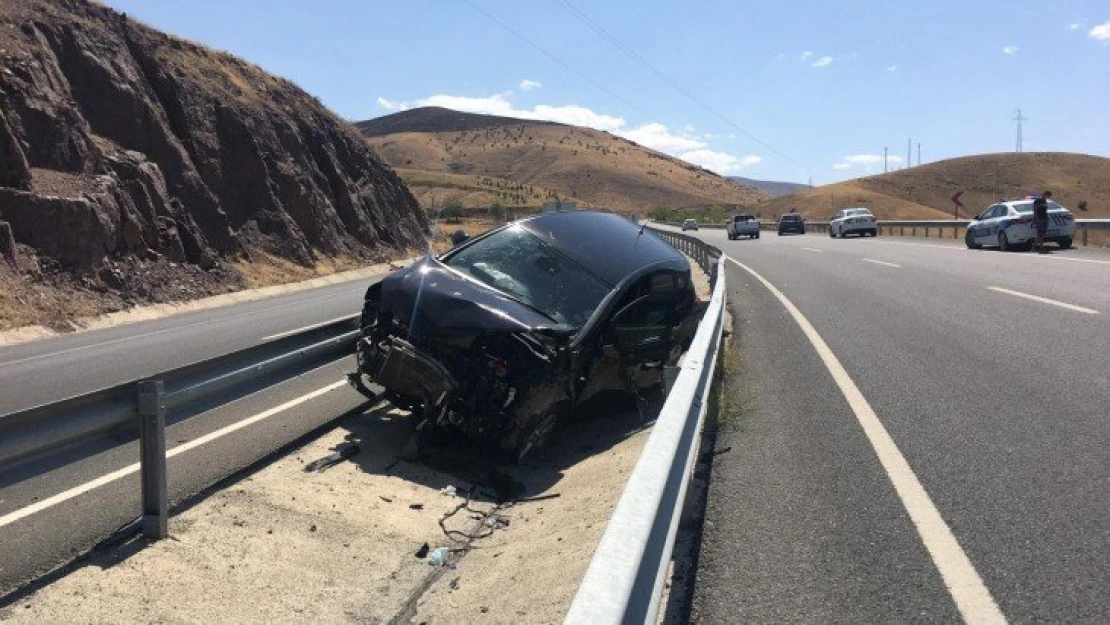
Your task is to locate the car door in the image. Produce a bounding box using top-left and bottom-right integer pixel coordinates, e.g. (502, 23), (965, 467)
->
(973, 206), (1001, 243)
(832, 211), (844, 234)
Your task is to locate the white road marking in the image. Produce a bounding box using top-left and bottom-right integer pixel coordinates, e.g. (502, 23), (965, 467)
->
(987, 287), (1099, 314)
(726, 257), (1006, 624)
(262, 315), (357, 341)
(0, 291), (351, 369)
(0, 380), (347, 529)
(863, 258), (902, 268)
(802, 247), (823, 253)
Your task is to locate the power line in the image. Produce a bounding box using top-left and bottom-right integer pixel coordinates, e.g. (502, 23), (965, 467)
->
(555, 0), (809, 173)
(460, 0), (644, 115)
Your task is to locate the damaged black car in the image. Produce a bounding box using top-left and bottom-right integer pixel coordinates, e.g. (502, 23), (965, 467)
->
(349, 211), (703, 462)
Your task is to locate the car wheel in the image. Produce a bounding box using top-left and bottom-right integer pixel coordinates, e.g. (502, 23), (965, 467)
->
(965, 230), (981, 249)
(998, 231), (1011, 252)
(1058, 237), (1073, 249)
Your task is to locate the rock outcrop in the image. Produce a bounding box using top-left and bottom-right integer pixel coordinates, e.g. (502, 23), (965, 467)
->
(0, 0), (426, 281)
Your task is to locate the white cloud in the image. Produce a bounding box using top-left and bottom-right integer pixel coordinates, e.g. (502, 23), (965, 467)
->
(833, 153), (904, 170)
(377, 97), (404, 111)
(800, 50), (813, 61)
(887, 64), (898, 73)
(775, 52), (786, 59)
(679, 150), (761, 174)
(813, 56), (833, 68)
(520, 79), (542, 91)
(621, 122), (705, 153)
(1002, 46), (1019, 54)
(374, 90), (761, 175)
(1090, 22), (1110, 40)
(376, 92), (626, 130)
(1069, 23), (1080, 30)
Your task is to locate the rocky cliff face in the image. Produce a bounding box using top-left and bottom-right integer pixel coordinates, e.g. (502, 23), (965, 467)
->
(0, 0), (425, 287)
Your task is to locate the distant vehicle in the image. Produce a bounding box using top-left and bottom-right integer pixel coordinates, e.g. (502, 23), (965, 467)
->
(777, 213), (806, 235)
(727, 213), (760, 240)
(682, 218), (699, 231)
(966, 199), (1077, 251)
(830, 208), (878, 238)
(350, 211), (703, 462)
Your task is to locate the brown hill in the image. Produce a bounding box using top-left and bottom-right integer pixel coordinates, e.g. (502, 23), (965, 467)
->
(0, 0), (426, 329)
(756, 152), (1110, 221)
(358, 107), (766, 213)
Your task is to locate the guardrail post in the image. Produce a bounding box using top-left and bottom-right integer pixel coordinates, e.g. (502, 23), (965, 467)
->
(138, 380), (168, 540)
(1083, 228), (1088, 246)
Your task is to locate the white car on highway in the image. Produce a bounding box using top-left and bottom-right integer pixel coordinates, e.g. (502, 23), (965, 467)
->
(830, 207), (877, 238)
(965, 199), (1077, 251)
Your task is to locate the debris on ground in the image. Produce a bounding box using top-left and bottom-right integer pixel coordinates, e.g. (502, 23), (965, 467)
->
(428, 547), (451, 567)
(379, 495), (393, 503)
(414, 543), (429, 559)
(439, 485), (457, 496)
(408, 503), (424, 510)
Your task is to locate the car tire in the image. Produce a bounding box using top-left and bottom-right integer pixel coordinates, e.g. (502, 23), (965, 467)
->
(965, 230), (981, 249)
(998, 231), (1011, 252)
(1058, 237), (1073, 249)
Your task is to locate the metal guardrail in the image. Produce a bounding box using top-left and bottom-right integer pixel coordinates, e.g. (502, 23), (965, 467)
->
(567, 230), (726, 624)
(654, 218), (1110, 245)
(648, 227), (720, 281)
(0, 314), (359, 537)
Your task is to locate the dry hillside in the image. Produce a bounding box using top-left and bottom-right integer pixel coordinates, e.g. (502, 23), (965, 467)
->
(0, 0), (425, 331)
(756, 152), (1110, 220)
(357, 107), (766, 213)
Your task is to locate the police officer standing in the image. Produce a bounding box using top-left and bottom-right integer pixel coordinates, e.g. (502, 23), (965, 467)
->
(1032, 190), (1051, 253)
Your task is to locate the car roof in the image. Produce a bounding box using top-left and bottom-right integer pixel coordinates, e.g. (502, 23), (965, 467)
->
(517, 211), (688, 286)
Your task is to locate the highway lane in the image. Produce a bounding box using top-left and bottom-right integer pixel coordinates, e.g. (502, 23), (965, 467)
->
(685, 228), (1108, 622)
(0, 270), (390, 415)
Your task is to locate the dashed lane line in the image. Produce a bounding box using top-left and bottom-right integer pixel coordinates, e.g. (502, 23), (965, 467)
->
(987, 287), (1099, 314)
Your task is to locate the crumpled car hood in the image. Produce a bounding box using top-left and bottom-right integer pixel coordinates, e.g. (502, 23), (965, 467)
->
(378, 255), (574, 336)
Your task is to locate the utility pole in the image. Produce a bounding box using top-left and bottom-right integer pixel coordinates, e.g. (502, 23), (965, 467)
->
(1013, 109), (1027, 152)
(917, 142), (921, 166)
(907, 138), (912, 169)
(884, 147), (888, 173)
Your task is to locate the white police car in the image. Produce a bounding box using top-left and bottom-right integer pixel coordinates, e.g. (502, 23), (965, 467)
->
(830, 207), (877, 238)
(965, 199), (1077, 251)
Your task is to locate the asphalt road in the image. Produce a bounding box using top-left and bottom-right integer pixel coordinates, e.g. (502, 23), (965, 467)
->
(0, 271), (390, 597)
(682, 229), (1109, 622)
(0, 275), (379, 414)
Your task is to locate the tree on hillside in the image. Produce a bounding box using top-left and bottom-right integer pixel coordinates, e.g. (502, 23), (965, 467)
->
(490, 201), (505, 222)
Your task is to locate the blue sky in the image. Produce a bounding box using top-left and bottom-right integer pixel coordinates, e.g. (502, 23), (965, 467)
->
(104, 0), (1108, 184)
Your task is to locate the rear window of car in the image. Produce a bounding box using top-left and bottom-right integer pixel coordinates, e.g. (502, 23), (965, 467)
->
(781, 214), (801, 221)
(735, 214), (754, 221)
(846, 209), (872, 216)
(1013, 201), (1066, 214)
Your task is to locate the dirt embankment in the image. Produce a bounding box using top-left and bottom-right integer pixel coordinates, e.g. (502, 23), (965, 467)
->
(0, 0), (427, 331)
